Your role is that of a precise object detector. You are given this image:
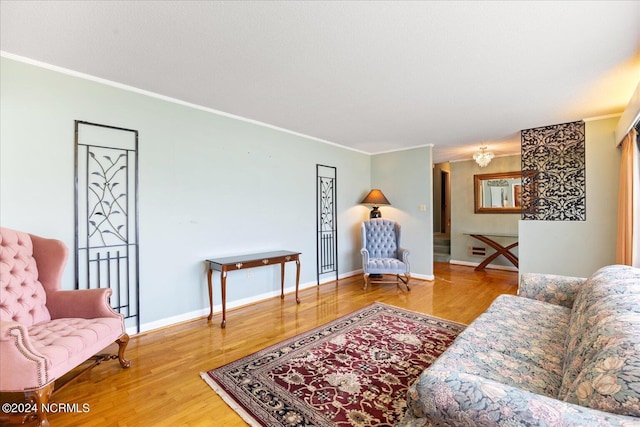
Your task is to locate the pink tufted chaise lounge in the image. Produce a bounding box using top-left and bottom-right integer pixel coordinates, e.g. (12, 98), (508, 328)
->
(0, 227), (130, 427)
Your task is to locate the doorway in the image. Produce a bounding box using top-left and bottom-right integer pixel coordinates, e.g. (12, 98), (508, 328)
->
(433, 162), (451, 235)
(440, 169), (451, 234)
(433, 162), (451, 263)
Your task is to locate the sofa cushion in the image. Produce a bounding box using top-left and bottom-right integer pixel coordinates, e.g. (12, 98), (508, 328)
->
(434, 294), (571, 398)
(518, 272), (586, 308)
(560, 265), (640, 417)
(0, 228), (51, 326)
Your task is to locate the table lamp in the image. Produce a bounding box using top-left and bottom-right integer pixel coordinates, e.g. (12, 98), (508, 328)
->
(360, 189), (391, 218)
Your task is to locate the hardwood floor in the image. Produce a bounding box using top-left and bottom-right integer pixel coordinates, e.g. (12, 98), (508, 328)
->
(32, 263), (517, 427)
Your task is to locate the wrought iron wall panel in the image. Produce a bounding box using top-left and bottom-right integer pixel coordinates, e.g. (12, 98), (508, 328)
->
(521, 120), (586, 221)
(316, 165), (338, 285)
(75, 121), (140, 333)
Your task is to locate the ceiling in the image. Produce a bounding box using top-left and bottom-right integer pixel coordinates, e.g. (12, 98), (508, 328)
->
(1, 1), (639, 163)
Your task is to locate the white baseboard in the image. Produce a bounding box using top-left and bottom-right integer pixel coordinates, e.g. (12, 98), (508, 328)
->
(130, 308), (210, 335)
(354, 268), (434, 282)
(130, 270), (363, 335)
(411, 273), (435, 281)
(449, 259), (518, 272)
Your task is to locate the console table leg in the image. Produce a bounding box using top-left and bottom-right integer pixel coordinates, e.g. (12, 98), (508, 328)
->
(280, 262), (285, 299)
(207, 268), (213, 321)
(470, 234), (519, 271)
(221, 270), (227, 328)
(295, 258), (301, 304)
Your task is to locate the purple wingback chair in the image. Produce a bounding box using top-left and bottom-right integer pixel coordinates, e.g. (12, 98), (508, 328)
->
(0, 227), (130, 427)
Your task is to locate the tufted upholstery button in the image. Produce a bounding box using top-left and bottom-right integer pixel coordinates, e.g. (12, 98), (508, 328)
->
(0, 227), (51, 327)
(363, 220), (398, 259)
(361, 218), (410, 280)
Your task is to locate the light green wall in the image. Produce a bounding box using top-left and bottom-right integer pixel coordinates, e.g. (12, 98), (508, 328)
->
(519, 117), (621, 277)
(450, 154), (521, 268)
(0, 57), (373, 331)
(371, 147), (434, 279)
(4, 55), (618, 330)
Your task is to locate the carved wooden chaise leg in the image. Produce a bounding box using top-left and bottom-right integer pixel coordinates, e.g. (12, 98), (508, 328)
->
(10, 338), (129, 427)
(0, 384), (53, 427)
(116, 333), (131, 368)
(363, 273), (370, 290)
(26, 382), (54, 427)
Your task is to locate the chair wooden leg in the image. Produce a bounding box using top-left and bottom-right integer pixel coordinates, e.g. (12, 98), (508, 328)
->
(116, 333), (131, 368)
(363, 273), (369, 290)
(27, 382), (54, 427)
(0, 384), (53, 427)
(397, 274), (411, 291)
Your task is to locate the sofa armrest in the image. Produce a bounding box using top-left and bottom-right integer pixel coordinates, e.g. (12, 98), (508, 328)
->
(46, 288), (122, 320)
(399, 369), (637, 427)
(0, 321), (49, 390)
(518, 272), (586, 308)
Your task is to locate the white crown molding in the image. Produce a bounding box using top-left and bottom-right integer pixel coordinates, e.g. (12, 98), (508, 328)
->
(1, 51), (370, 154)
(583, 113), (622, 122)
(372, 143), (435, 156)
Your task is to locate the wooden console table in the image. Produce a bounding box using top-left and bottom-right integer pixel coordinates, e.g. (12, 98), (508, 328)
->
(464, 233), (518, 271)
(206, 250), (301, 328)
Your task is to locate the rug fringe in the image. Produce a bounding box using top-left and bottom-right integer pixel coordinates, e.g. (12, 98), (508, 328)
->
(200, 372), (262, 427)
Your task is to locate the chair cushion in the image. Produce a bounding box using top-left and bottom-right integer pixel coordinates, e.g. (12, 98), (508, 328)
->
(0, 228), (51, 326)
(29, 317), (125, 380)
(365, 258), (407, 274)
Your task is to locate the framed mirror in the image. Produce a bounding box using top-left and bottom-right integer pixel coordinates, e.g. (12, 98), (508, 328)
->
(474, 171), (522, 214)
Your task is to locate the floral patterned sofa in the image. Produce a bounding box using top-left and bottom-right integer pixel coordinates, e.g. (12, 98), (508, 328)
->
(399, 264), (640, 426)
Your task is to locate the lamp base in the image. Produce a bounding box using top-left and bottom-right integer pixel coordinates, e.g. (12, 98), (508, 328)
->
(369, 207), (381, 218)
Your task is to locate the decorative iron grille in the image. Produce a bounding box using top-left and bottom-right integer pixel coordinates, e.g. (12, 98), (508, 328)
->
(521, 120), (586, 221)
(316, 165), (338, 285)
(75, 121), (140, 333)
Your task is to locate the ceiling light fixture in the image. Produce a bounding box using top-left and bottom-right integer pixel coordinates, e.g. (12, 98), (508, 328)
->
(473, 146), (494, 168)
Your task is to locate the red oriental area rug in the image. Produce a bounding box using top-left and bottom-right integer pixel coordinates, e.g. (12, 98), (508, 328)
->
(200, 302), (465, 427)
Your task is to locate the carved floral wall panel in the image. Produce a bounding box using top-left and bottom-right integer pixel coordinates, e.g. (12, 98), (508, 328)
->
(521, 120), (586, 221)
